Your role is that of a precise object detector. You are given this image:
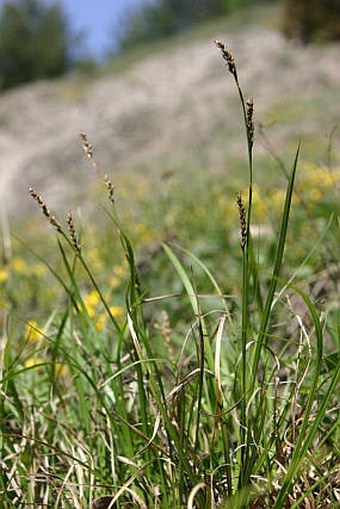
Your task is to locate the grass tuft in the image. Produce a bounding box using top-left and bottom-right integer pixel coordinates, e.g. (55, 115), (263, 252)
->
(1, 39), (339, 509)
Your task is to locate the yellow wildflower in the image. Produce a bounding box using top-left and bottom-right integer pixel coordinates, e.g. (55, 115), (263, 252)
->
(25, 320), (43, 342)
(109, 264), (127, 289)
(0, 269), (8, 283)
(11, 257), (28, 273)
(54, 363), (68, 377)
(95, 313), (107, 331)
(254, 201), (268, 221)
(95, 306), (124, 330)
(109, 305), (124, 318)
(300, 163), (340, 202)
(252, 185), (268, 222)
(25, 358), (44, 371)
(83, 290), (100, 317)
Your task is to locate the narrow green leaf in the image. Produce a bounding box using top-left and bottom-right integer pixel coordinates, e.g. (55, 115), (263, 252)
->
(162, 243), (214, 371)
(252, 143), (300, 388)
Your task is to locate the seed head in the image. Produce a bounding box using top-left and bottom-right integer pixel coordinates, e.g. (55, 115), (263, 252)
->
(80, 132), (103, 179)
(246, 98), (255, 147)
(29, 187), (62, 233)
(104, 175), (115, 205)
(214, 40), (237, 78)
(67, 210), (81, 254)
(236, 192), (247, 250)
(80, 132), (93, 160)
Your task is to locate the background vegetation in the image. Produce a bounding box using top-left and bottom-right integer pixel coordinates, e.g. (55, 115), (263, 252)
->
(117, 0), (255, 49)
(1, 0), (340, 89)
(0, 1), (339, 508)
(1, 35), (339, 506)
(0, 0), (73, 89)
(283, 0), (340, 42)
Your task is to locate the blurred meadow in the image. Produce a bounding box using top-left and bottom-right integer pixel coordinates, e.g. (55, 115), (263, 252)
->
(0, 1), (339, 508)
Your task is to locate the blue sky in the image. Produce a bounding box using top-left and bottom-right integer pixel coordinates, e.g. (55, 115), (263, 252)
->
(0, 0), (150, 59)
(59, 0), (148, 59)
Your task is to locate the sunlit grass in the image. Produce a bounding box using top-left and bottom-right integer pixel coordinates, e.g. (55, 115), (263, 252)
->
(1, 39), (339, 509)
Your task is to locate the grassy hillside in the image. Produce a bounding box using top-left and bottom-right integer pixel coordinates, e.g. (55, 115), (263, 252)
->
(0, 3), (338, 222)
(0, 4), (339, 508)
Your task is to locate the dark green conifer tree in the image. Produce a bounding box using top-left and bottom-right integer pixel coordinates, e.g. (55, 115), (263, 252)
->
(0, 0), (73, 89)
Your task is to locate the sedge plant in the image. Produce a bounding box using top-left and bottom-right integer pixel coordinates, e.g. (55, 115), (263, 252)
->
(0, 42), (339, 509)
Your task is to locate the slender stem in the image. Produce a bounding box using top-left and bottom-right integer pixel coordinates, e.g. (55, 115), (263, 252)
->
(233, 73), (254, 486)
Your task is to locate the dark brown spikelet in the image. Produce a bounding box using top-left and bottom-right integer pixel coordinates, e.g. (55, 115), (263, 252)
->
(80, 132), (103, 178)
(80, 132), (93, 160)
(29, 187), (62, 233)
(104, 175), (115, 205)
(214, 39), (237, 78)
(246, 98), (255, 147)
(67, 210), (81, 254)
(236, 192), (247, 250)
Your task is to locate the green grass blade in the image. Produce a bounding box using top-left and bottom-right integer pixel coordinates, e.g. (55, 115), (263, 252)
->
(251, 143), (300, 388)
(273, 285), (338, 508)
(162, 242), (214, 372)
(170, 243), (233, 315)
